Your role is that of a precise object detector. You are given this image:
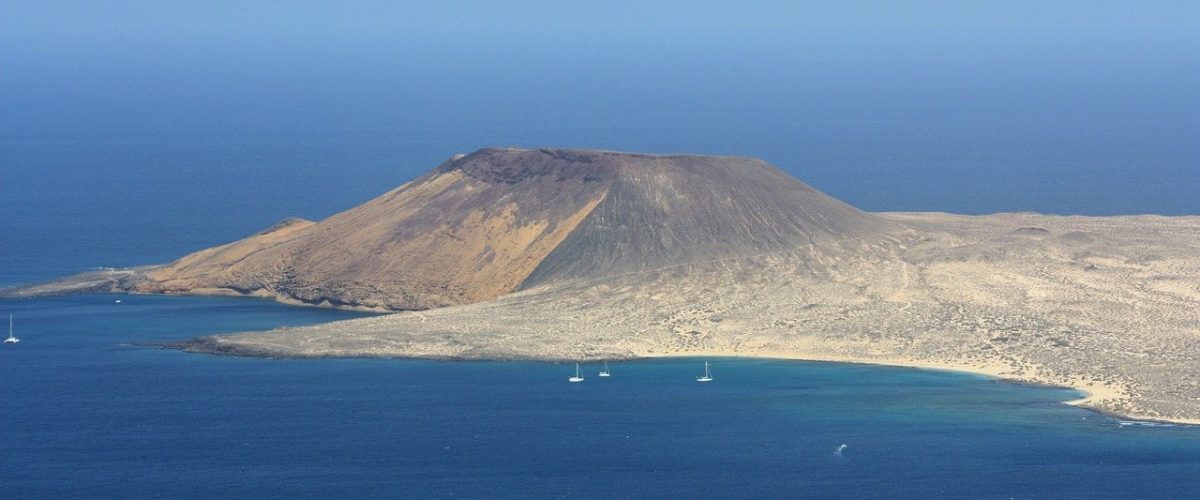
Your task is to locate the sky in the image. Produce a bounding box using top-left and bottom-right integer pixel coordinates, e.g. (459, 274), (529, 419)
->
(1, 0), (1198, 219)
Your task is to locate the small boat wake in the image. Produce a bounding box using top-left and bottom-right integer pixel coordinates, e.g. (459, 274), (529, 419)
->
(1117, 420), (1175, 428)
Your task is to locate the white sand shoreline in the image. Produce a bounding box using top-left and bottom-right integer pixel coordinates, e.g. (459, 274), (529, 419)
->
(637, 350), (1200, 426)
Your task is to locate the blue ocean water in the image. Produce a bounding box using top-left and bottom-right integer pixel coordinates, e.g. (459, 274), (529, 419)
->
(2, 294), (1199, 498)
(1, 3), (1197, 496)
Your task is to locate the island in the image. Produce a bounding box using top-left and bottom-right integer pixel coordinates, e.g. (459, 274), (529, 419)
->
(10, 147), (1200, 424)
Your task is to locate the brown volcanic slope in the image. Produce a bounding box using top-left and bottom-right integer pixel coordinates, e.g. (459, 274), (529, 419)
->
(18, 148), (899, 310)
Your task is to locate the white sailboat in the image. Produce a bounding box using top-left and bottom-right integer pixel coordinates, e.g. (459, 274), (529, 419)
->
(696, 361), (712, 382)
(569, 362), (584, 382)
(598, 361), (611, 377)
(5, 314), (19, 344)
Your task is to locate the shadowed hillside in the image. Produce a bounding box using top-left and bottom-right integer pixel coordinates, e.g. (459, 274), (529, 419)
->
(520, 149), (896, 286)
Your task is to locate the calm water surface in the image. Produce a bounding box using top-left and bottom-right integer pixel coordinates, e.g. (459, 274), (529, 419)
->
(4, 4), (1198, 497)
(2, 294), (1198, 498)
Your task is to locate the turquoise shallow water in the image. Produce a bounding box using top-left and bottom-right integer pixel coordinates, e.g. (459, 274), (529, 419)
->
(2, 294), (1199, 498)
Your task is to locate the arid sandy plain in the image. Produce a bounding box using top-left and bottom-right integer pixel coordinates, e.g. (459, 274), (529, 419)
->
(184, 212), (1200, 424)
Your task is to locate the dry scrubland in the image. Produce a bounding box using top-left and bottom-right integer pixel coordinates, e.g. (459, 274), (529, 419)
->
(193, 212), (1200, 424)
(11, 148), (1200, 424)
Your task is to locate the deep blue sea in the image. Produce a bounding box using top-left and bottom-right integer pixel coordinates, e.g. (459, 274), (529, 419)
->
(2, 3), (1198, 495)
(2, 294), (1200, 498)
